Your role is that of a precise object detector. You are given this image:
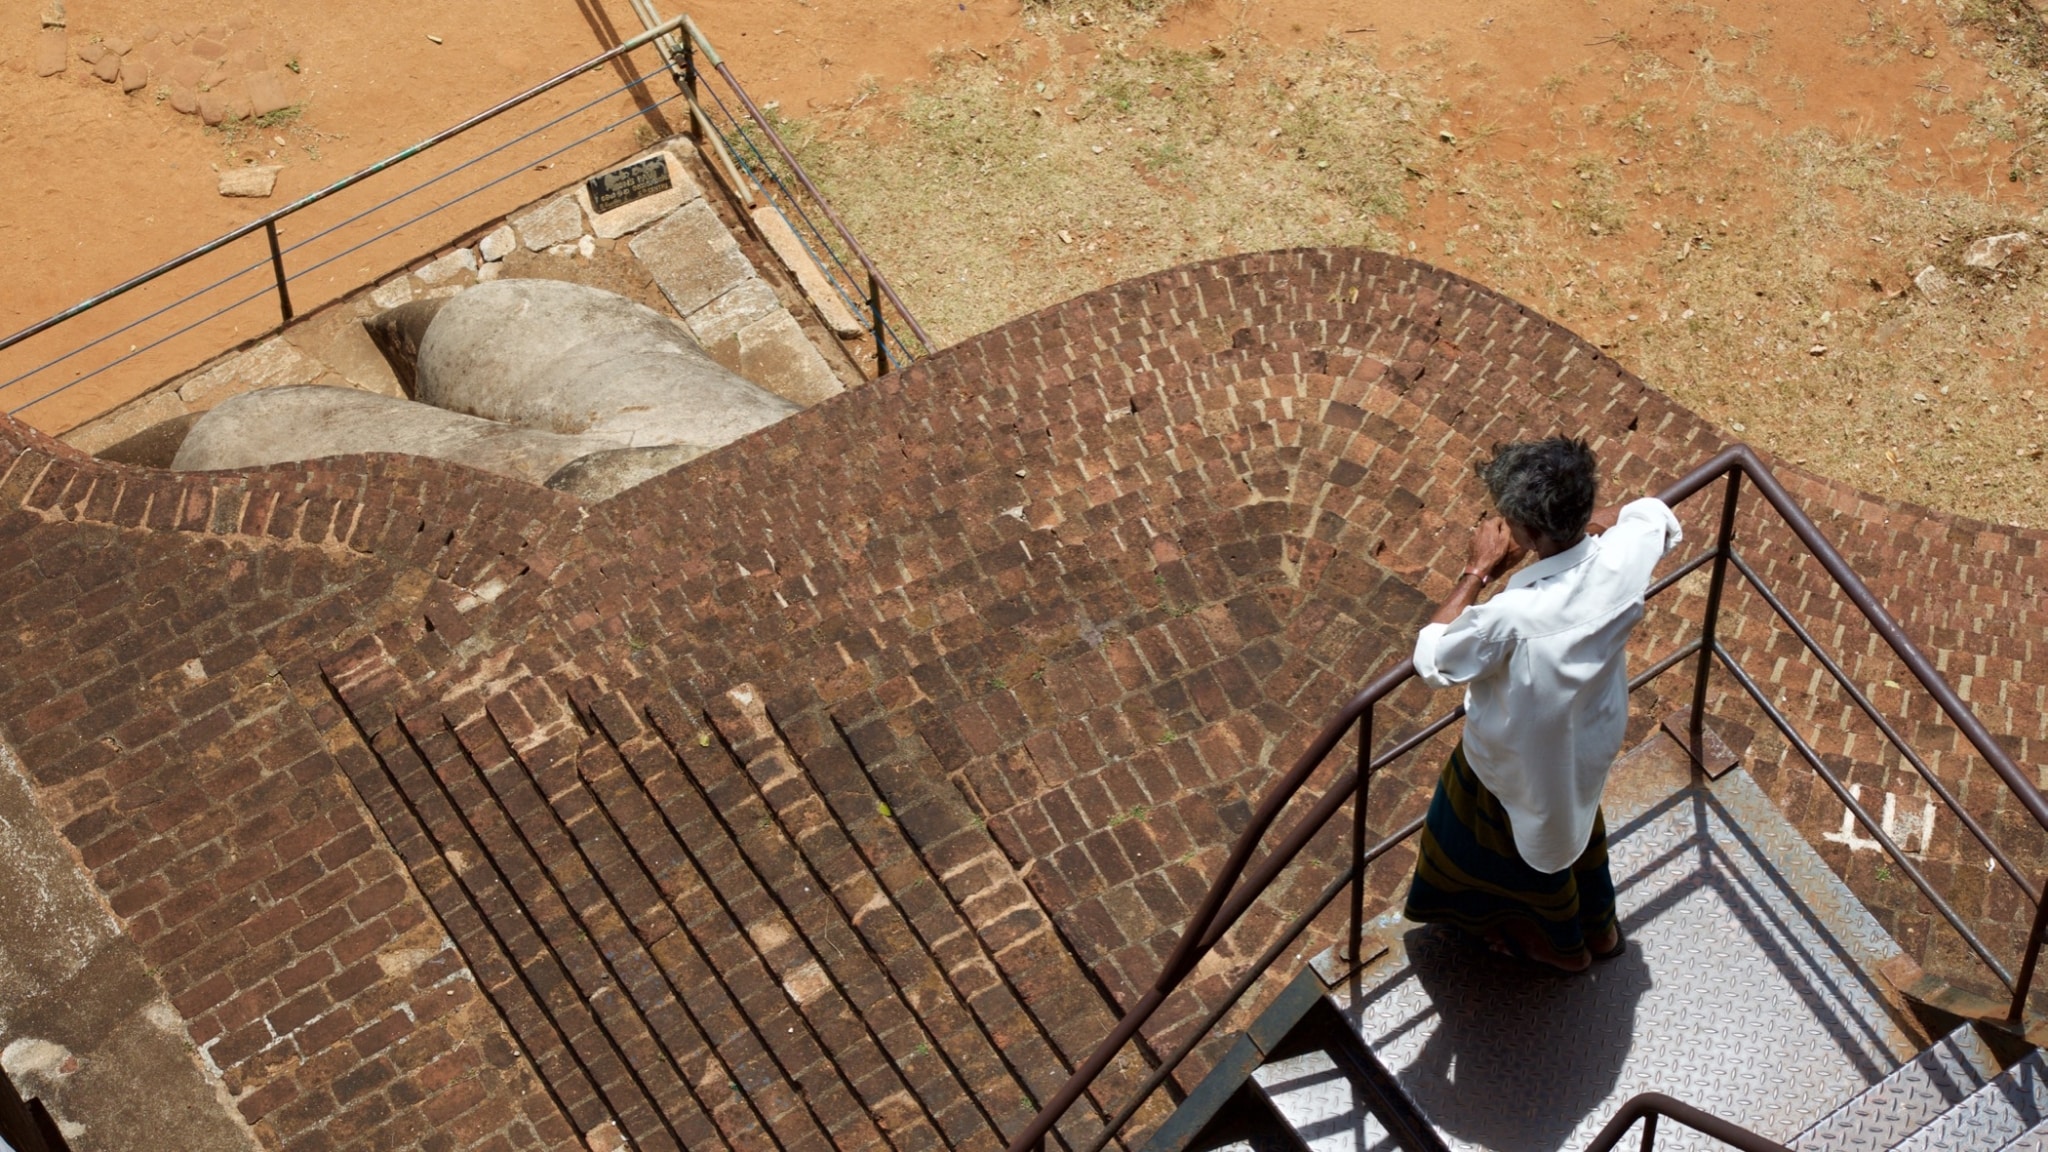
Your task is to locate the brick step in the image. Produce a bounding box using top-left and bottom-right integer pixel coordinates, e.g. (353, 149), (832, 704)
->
(552, 674), (1175, 1151)
(747, 684), (1175, 1149)
(327, 634), (1166, 1150)
(361, 705), (773, 1152)
(591, 683), (1007, 1152)
(680, 681), (1170, 1150)
(329, 653), (867, 1150)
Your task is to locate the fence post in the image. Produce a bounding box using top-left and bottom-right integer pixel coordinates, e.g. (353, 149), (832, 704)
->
(681, 33), (697, 139)
(1348, 706), (1372, 967)
(869, 270), (887, 376)
(264, 220), (294, 324)
(1688, 470), (1742, 764)
(2008, 882), (2048, 1025)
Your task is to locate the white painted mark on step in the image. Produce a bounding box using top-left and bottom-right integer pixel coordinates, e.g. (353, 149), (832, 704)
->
(1822, 783), (1935, 856)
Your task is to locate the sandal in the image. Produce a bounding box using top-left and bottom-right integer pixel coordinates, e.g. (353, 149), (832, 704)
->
(1481, 929), (1588, 975)
(1588, 927), (1626, 962)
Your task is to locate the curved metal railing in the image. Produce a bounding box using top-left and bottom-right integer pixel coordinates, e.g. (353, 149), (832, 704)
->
(1586, 1094), (1792, 1152)
(1008, 442), (2048, 1152)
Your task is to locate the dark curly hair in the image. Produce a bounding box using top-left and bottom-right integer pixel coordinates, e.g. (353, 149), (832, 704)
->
(1476, 437), (1599, 545)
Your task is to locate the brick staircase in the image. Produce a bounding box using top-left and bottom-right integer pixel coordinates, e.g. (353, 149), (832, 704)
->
(322, 634), (1168, 1152)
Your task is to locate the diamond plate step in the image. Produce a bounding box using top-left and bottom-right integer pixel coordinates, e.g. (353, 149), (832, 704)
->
(1891, 1050), (2048, 1152)
(2003, 1118), (2048, 1152)
(1789, 1025), (1998, 1152)
(1250, 1049), (1395, 1152)
(1330, 767), (1921, 1152)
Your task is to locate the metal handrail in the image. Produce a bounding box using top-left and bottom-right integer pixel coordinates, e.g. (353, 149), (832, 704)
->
(652, 12), (934, 374)
(693, 78), (922, 371)
(3, 8), (932, 434)
(1723, 548), (2039, 904)
(1006, 442), (2048, 1152)
(1585, 1094), (1792, 1152)
(0, 15), (690, 357)
(676, 15), (935, 355)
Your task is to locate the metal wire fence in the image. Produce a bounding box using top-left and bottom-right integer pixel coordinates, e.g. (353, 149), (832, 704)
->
(0, 10), (929, 440)
(664, 14), (933, 376)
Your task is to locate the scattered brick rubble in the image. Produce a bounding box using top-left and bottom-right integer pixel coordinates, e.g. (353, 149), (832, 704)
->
(37, 12), (306, 125)
(0, 249), (2041, 1150)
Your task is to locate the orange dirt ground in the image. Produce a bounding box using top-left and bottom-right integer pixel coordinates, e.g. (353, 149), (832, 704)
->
(5, 0), (2045, 528)
(0, 0), (1015, 432)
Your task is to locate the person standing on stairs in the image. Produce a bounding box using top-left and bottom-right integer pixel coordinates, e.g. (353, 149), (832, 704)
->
(1404, 436), (1682, 974)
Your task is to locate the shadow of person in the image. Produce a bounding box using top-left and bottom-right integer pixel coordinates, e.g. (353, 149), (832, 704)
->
(1394, 924), (1654, 1152)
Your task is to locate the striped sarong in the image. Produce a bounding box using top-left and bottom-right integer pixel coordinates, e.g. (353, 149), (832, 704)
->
(1403, 741), (1617, 961)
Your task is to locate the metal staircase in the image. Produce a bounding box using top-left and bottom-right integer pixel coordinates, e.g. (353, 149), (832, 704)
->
(1005, 445), (2048, 1152)
(1180, 747), (2045, 1152)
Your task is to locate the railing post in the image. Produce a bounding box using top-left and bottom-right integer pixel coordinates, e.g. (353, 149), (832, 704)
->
(1688, 469), (1743, 764)
(869, 270), (888, 376)
(264, 220), (294, 324)
(1348, 706), (1372, 968)
(680, 32), (697, 139)
(1639, 1113), (1659, 1152)
(2008, 881), (2048, 1024)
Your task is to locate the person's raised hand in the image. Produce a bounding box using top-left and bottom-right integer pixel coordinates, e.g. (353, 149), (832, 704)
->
(1465, 514), (1524, 581)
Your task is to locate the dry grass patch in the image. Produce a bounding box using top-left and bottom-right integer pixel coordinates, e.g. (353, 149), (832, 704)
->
(790, 3), (2048, 526)
(784, 24), (1431, 344)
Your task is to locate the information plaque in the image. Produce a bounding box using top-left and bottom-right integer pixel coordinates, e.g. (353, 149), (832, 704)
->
(586, 156), (673, 215)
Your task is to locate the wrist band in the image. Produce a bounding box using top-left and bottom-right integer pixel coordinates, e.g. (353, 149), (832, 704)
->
(1461, 568), (1489, 582)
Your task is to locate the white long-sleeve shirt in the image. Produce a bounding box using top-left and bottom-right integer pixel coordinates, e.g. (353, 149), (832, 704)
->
(1412, 497), (1683, 872)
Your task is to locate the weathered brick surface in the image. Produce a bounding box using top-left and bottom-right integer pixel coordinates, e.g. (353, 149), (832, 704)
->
(2, 248), (2042, 1151)
(0, 430), (593, 1151)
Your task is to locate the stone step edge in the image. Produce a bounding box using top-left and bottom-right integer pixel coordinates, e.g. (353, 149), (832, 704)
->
(344, 702), (710, 1150)
(702, 680), (1169, 1152)
(701, 685), (1074, 1141)
(836, 704), (1193, 1150)
(492, 689), (912, 1152)
(766, 685), (1175, 1151)
(326, 652), (806, 1152)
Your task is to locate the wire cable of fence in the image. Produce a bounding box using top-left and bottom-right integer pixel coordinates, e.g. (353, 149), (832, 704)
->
(8, 279), (280, 418)
(0, 251), (275, 396)
(696, 82), (915, 364)
(279, 60), (672, 261)
(12, 87), (689, 421)
(702, 88), (865, 298)
(282, 88), (688, 290)
(2, 58), (670, 408)
(0, 14), (691, 359)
